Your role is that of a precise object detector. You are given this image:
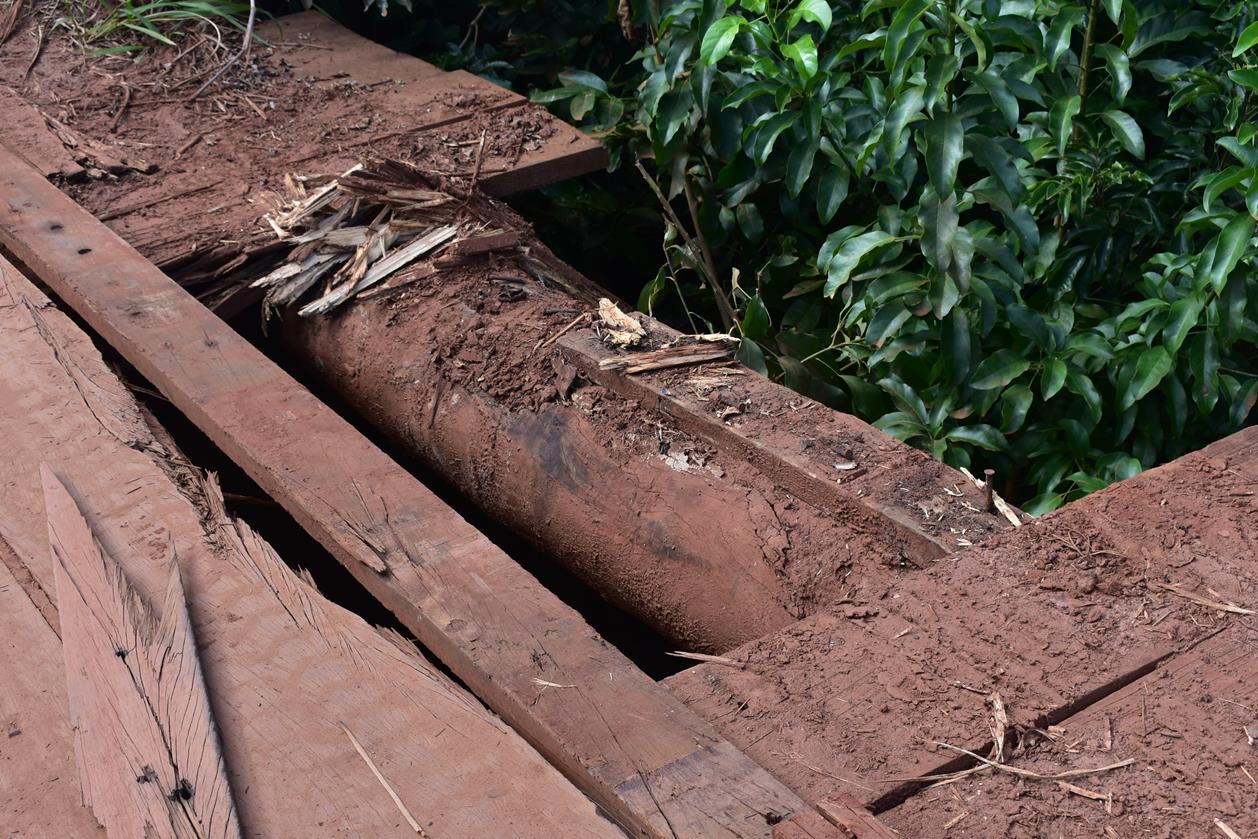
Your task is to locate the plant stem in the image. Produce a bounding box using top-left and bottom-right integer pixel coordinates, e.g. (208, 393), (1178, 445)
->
(634, 159), (737, 331)
(682, 176), (738, 331)
(1076, 0), (1101, 111)
(189, 0), (256, 101)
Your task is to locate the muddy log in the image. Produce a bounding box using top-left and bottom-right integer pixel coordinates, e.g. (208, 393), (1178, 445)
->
(279, 225), (1009, 652)
(284, 307), (798, 652)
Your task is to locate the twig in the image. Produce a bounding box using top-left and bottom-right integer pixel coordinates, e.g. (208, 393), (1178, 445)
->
(109, 80), (131, 132)
(933, 742), (1134, 781)
(531, 311), (589, 355)
(0, 0), (25, 45)
(340, 722), (425, 835)
(634, 158), (736, 331)
(22, 21), (44, 79)
(189, 0), (257, 101)
(1147, 580), (1255, 615)
(1215, 818), (1243, 839)
(666, 650), (742, 667)
(464, 128), (487, 199)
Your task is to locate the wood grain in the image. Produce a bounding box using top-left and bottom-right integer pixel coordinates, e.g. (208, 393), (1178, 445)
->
(0, 162), (811, 837)
(0, 554), (105, 838)
(0, 255), (621, 837)
(42, 465), (242, 839)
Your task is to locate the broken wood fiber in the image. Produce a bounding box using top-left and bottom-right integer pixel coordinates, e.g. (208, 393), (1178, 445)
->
(0, 256), (621, 837)
(41, 466), (243, 839)
(0, 142), (812, 839)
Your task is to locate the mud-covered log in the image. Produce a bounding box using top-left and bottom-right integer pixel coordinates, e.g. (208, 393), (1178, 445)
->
(281, 233), (1009, 652)
(286, 306), (799, 652)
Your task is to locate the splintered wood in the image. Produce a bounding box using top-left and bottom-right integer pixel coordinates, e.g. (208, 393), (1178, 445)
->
(255, 159), (525, 315)
(0, 256), (621, 837)
(42, 466), (242, 839)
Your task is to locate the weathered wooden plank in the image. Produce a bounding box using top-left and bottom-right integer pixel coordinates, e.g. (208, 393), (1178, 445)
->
(0, 256), (621, 838)
(772, 811), (850, 839)
(880, 624), (1258, 837)
(0, 142), (812, 837)
(560, 328), (1007, 561)
(42, 466), (242, 839)
(666, 425), (1258, 813)
(0, 553), (106, 839)
(0, 86), (84, 179)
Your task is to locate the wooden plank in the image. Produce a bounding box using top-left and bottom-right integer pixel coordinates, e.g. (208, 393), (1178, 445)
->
(0, 257), (621, 838)
(665, 424), (1258, 813)
(772, 811), (852, 839)
(0, 553), (106, 839)
(880, 625), (1258, 837)
(0, 86), (84, 179)
(772, 800), (900, 839)
(0, 141), (813, 837)
(0, 12), (604, 272)
(42, 466), (242, 839)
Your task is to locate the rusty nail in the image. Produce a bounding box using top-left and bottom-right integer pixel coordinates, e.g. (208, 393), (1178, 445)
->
(983, 468), (995, 513)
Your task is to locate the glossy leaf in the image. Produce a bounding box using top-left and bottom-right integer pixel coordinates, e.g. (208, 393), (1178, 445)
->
(700, 16), (743, 65)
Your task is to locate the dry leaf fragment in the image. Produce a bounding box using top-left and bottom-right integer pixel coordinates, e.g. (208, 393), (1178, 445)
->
(597, 297), (646, 347)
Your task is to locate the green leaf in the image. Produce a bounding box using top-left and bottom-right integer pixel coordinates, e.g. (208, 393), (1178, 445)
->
(1065, 370), (1102, 424)
(946, 424), (1008, 451)
(700, 16), (743, 65)
(970, 349), (1031, 390)
(816, 164), (849, 224)
(1046, 8), (1084, 70)
(1119, 346), (1173, 410)
(881, 85), (925, 163)
(570, 91), (596, 121)
(967, 135), (1025, 203)
(1000, 385), (1034, 432)
(747, 111), (799, 164)
(1189, 332), (1220, 413)
(557, 70), (608, 93)
(884, 0), (931, 70)
(738, 338), (769, 375)
(790, 0), (833, 32)
(950, 12), (989, 70)
(1050, 95), (1082, 157)
(656, 90), (694, 145)
(1042, 358), (1067, 399)
(974, 71), (1019, 129)
(1094, 45), (1131, 104)
(1234, 20), (1258, 56)
(878, 377), (929, 425)
(1200, 214), (1255, 293)
(866, 304), (912, 346)
(923, 114), (964, 195)
(942, 308), (971, 385)
(822, 231), (899, 295)
(1102, 0), (1122, 25)
(741, 294), (772, 340)
(782, 34), (819, 80)
(786, 140), (818, 198)
(920, 193), (959, 273)
(1097, 110), (1143, 159)
(1229, 68), (1258, 94)
(1162, 295), (1203, 355)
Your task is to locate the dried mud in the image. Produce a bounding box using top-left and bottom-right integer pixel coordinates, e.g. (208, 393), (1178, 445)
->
(667, 429), (1258, 815)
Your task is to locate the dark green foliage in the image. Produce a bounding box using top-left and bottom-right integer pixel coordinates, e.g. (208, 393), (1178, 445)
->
(530, 0), (1258, 511)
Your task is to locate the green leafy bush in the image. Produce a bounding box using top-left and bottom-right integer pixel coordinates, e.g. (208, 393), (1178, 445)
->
(538, 0), (1258, 510)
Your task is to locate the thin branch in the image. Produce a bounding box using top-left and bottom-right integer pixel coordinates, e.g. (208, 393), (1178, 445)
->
(634, 158), (737, 332)
(189, 0), (256, 101)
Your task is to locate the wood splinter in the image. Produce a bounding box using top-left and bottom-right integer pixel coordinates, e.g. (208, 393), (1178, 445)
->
(41, 464), (242, 839)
